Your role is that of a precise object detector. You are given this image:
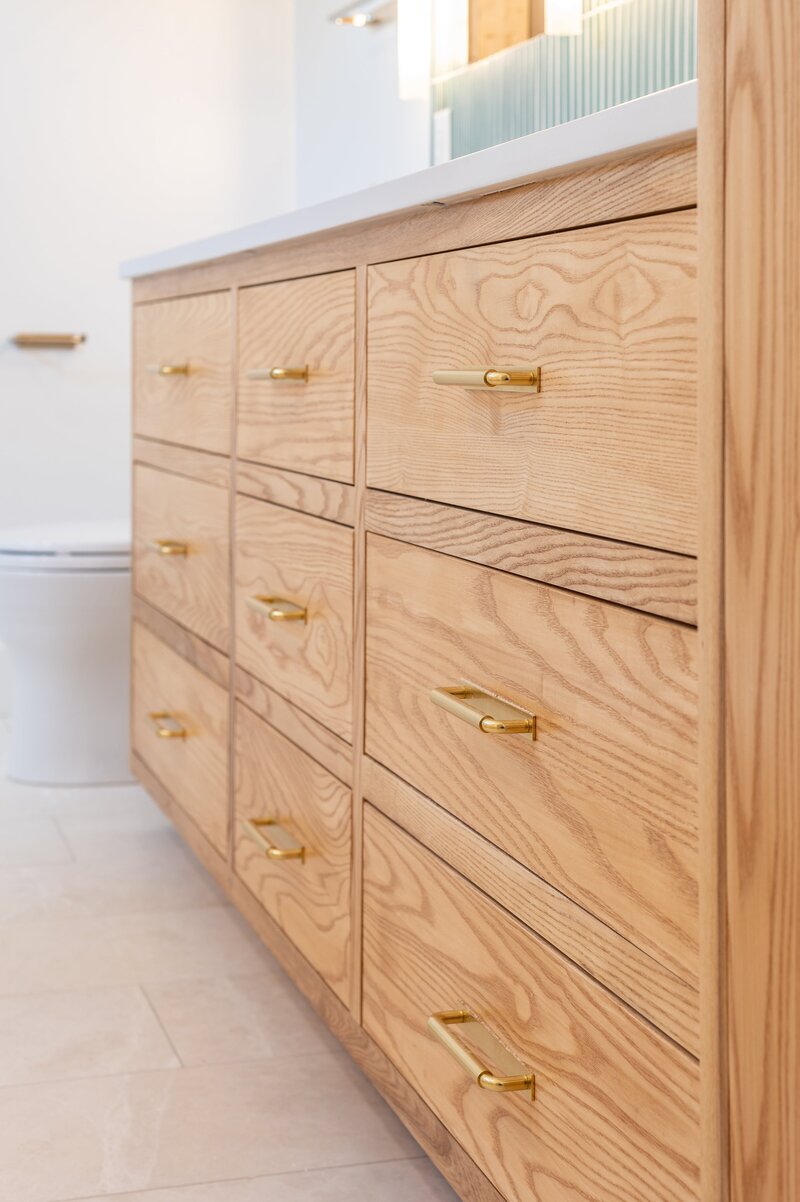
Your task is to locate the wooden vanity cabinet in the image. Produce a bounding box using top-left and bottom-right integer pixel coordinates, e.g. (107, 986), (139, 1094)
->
(127, 126), (775, 1202)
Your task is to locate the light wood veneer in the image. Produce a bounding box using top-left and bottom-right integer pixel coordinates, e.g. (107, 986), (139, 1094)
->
(362, 806), (700, 1202)
(238, 272), (355, 483)
(234, 702), (352, 1005)
(234, 496), (354, 741)
(134, 291), (232, 453)
(132, 622), (228, 855)
(133, 464), (230, 651)
(368, 213), (697, 554)
(366, 533), (698, 981)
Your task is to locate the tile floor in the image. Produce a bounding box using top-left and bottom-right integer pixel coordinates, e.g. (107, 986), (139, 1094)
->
(0, 724), (458, 1202)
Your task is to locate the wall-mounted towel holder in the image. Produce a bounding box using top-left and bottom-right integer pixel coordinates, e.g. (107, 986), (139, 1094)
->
(11, 333), (87, 348)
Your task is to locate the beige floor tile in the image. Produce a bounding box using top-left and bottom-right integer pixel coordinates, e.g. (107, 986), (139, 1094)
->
(0, 905), (267, 996)
(78, 1158), (460, 1200)
(144, 972), (339, 1066)
(0, 1055), (422, 1202)
(0, 815), (73, 866)
(0, 845), (222, 923)
(56, 807), (176, 863)
(0, 985), (179, 1086)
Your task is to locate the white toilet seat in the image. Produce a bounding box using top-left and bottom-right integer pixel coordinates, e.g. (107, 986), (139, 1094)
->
(0, 520), (131, 573)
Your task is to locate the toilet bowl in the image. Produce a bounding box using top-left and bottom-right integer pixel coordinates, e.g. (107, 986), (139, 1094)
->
(0, 521), (132, 785)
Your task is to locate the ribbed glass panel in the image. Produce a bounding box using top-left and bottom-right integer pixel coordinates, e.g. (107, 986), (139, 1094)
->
(432, 0), (696, 160)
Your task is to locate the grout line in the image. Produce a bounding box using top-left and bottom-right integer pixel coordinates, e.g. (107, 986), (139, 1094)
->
(50, 815), (79, 865)
(137, 984), (185, 1069)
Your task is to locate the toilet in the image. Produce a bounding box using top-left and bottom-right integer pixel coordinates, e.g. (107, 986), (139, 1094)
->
(0, 521), (132, 785)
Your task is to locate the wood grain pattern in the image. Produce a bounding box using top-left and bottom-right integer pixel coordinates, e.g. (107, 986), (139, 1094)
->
(234, 667), (352, 786)
(134, 291), (232, 453)
(133, 464), (230, 651)
(348, 264), (369, 1018)
(363, 756), (699, 1055)
(368, 212), (697, 554)
(362, 807), (700, 1202)
(132, 751), (504, 1202)
(696, 0), (728, 1196)
(725, 1), (800, 1198)
(238, 272), (355, 483)
(131, 144), (696, 302)
(236, 460), (354, 526)
(132, 623), (228, 855)
(234, 702), (351, 1006)
(366, 489), (698, 624)
(470, 0), (532, 60)
(132, 596), (229, 689)
(235, 496), (354, 741)
(133, 437), (230, 488)
(366, 534), (698, 981)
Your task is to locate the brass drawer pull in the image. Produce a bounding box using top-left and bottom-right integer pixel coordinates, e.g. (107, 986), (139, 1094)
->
(432, 367), (540, 392)
(147, 539), (189, 557)
(430, 684), (536, 738)
(146, 363), (190, 376)
(246, 595), (307, 623)
(245, 366), (309, 382)
(428, 1010), (534, 1099)
(241, 817), (306, 862)
(148, 711), (187, 739)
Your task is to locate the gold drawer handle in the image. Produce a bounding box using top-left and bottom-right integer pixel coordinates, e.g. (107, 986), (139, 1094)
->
(241, 817), (305, 862)
(428, 1010), (534, 1099)
(245, 366), (309, 382)
(432, 367), (540, 392)
(148, 711), (187, 739)
(430, 685), (536, 738)
(146, 363), (190, 376)
(147, 539), (189, 557)
(246, 595), (307, 623)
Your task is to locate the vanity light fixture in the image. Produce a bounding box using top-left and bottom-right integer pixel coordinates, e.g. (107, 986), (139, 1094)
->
(545, 0), (584, 36)
(331, 1), (397, 28)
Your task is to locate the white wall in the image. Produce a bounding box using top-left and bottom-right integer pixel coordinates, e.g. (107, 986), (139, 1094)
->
(294, 1), (430, 206)
(0, 0), (294, 532)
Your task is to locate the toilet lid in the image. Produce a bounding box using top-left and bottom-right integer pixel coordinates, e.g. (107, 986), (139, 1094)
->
(0, 520), (131, 572)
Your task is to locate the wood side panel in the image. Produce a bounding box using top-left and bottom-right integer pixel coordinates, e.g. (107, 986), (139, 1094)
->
(131, 145), (696, 302)
(132, 753), (505, 1202)
(234, 703), (352, 1006)
(133, 437), (231, 488)
(132, 597), (229, 689)
(234, 496), (354, 741)
(133, 464), (230, 651)
(362, 806), (700, 1202)
(366, 534), (698, 982)
(235, 667), (352, 786)
(131, 623), (228, 855)
(236, 461), (355, 526)
(363, 756), (699, 1055)
(237, 272), (356, 483)
(367, 212), (697, 554)
(366, 489), (698, 624)
(133, 291), (232, 452)
(725, 0), (800, 1198)
(697, 0), (728, 1196)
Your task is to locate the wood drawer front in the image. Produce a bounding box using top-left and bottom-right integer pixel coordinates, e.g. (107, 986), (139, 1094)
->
(367, 212), (697, 555)
(363, 807), (700, 1202)
(365, 534), (698, 982)
(234, 702), (351, 1004)
(238, 272), (355, 483)
(134, 464), (230, 651)
(132, 623), (228, 856)
(134, 292), (232, 454)
(235, 496), (354, 741)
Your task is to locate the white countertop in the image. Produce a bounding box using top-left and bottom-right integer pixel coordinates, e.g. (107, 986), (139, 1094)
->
(121, 80), (696, 279)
